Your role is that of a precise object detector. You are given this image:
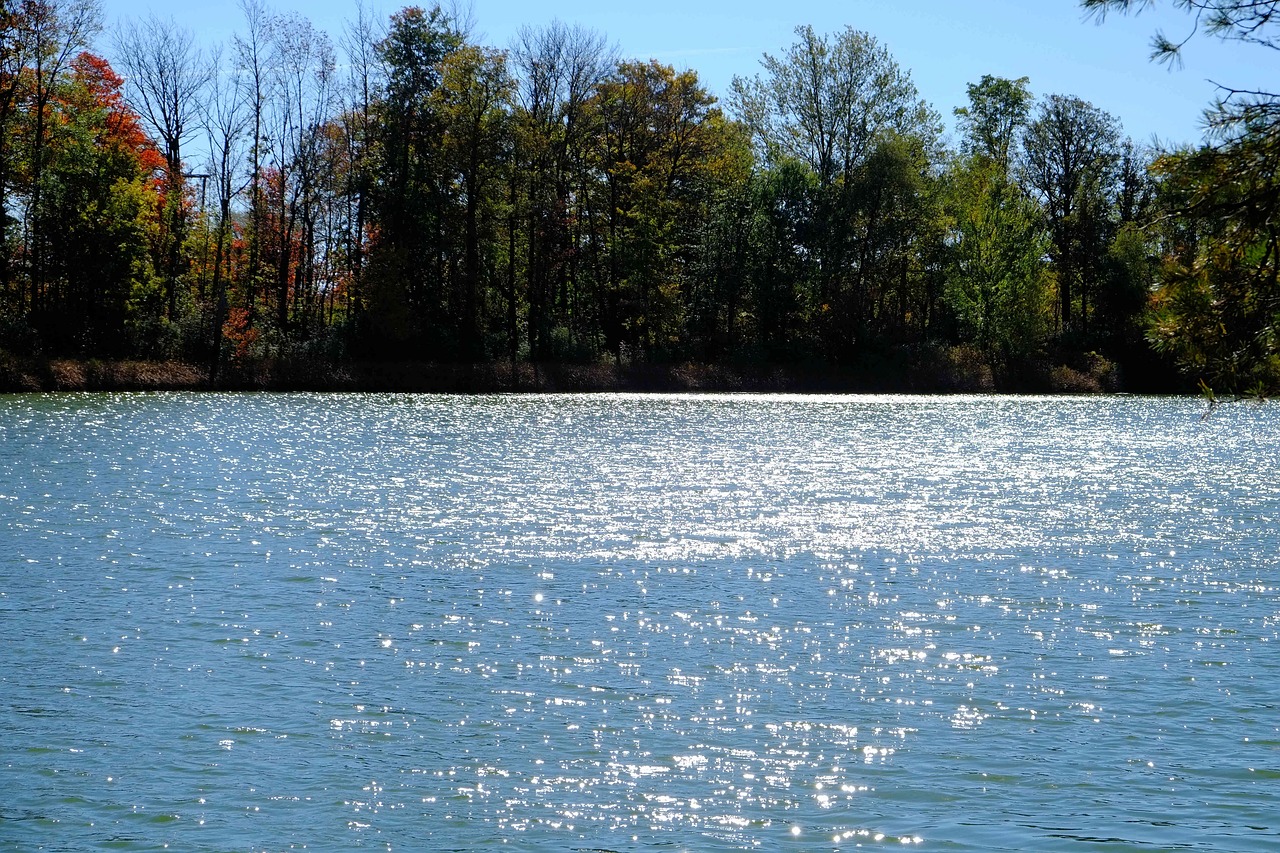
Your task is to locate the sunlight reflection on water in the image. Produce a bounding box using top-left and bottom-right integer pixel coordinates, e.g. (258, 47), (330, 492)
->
(1, 392), (1278, 850)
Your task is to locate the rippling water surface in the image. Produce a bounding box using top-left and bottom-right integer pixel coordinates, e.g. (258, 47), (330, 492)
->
(2, 392), (1278, 851)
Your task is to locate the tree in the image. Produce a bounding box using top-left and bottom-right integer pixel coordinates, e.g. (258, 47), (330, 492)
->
(14, 0), (101, 316)
(593, 60), (722, 359)
(944, 154), (1050, 368)
(33, 52), (164, 353)
(265, 11), (336, 335)
(434, 43), (512, 357)
(730, 25), (935, 187)
(233, 0), (272, 315)
(742, 159), (820, 360)
(199, 45), (248, 381)
(1082, 0), (1280, 392)
(730, 25), (941, 359)
(114, 14), (209, 321)
(510, 20), (613, 361)
(0, 0), (36, 300)
(954, 74), (1032, 179)
(685, 118), (755, 360)
(1023, 94), (1124, 337)
(334, 0), (384, 322)
(838, 131), (947, 352)
(1145, 136), (1280, 393)
(364, 4), (463, 357)
(945, 76), (1048, 369)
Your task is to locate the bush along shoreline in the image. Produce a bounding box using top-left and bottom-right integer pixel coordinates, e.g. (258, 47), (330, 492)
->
(0, 346), (1189, 395)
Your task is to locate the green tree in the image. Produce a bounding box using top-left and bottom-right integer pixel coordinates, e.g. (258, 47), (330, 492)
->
(743, 159), (820, 360)
(26, 52), (164, 354)
(13, 0), (101, 319)
(509, 20), (613, 361)
(365, 4), (463, 357)
(0, 0), (35, 303)
(1023, 94), (1124, 338)
(943, 75), (1049, 372)
(684, 116), (755, 360)
(954, 74), (1032, 179)
(944, 154), (1050, 369)
(730, 25), (941, 360)
(1146, 140), (1280, 392)
(1083, 0), (1280, 392)
(730, 25), (935, 186)
(840, 131), (947, 353)
(434, 43), (513, 358)
(1094, 142), (1159, 360)
(592, 60), (723, 359)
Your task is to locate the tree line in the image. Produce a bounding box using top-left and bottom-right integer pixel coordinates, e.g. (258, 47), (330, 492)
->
(1, 0), (1275, 393)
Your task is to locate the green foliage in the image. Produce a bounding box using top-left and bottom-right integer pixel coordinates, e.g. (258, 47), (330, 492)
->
(379, 6), (462, 111)
(1023, 94), (1126, 339)
(367, 4), (466, 353)
(840, 131), (948, 350)
(1146, 144), (1280, 394)
(943, 155), (1051, 367)
(4, 46), (170, 357)
(1083, 0), (1280, 394)
(744, 159), (820, 360)
(955, 75), (1032, 178)
(0, 5), (1195, 391)
(1097, 221), (1156, 353)
(357, 247), (416, 359)
(593, 60), (722, 359)
(728, 26), (947, 364)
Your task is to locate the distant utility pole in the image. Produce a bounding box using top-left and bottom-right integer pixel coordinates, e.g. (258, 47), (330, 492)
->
(184, 171), (212, 299)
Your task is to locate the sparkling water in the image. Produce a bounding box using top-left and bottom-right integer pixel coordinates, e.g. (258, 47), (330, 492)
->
(2, 393), (1277, 851)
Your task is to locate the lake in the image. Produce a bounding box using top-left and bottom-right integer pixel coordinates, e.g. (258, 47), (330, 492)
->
(1, 392), (1277, 851)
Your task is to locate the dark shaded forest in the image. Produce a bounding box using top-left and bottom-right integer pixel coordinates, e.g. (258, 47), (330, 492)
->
(2, 0), (1277, 393)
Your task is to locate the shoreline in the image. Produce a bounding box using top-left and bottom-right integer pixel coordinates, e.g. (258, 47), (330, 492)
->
(0, 353), (1189, 396)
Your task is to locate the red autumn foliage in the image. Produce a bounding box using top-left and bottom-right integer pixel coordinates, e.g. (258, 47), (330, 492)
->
(67, 52), (166, 177)
(222, 307), (261, 365)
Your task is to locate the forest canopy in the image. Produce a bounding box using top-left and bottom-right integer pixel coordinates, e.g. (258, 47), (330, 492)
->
(0, 0), (1273, 393)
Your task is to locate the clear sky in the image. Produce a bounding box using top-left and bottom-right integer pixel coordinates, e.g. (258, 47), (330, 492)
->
(96, 0), (1265, 149)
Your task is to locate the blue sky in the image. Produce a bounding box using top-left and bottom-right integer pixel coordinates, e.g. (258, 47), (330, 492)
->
(97, 0), (1264, 148)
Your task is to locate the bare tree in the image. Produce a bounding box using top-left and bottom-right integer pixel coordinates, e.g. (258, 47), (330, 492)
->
(511, 20), (614, 359)
(114, 14), (211, 318)
(729, 25), (935, 186)
(268, 10), (335, 332)
(336, 0), (385, 317)
(200, 44), (248, 381)
(234, 0), (273, 313)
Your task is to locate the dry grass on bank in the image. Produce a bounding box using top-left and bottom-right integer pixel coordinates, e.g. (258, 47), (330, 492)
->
(0, 349), (1136, 395)
(0, 354), (207, 392)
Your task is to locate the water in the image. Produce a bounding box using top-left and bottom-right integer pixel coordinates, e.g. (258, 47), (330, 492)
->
(1, 392), (1278, 851)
